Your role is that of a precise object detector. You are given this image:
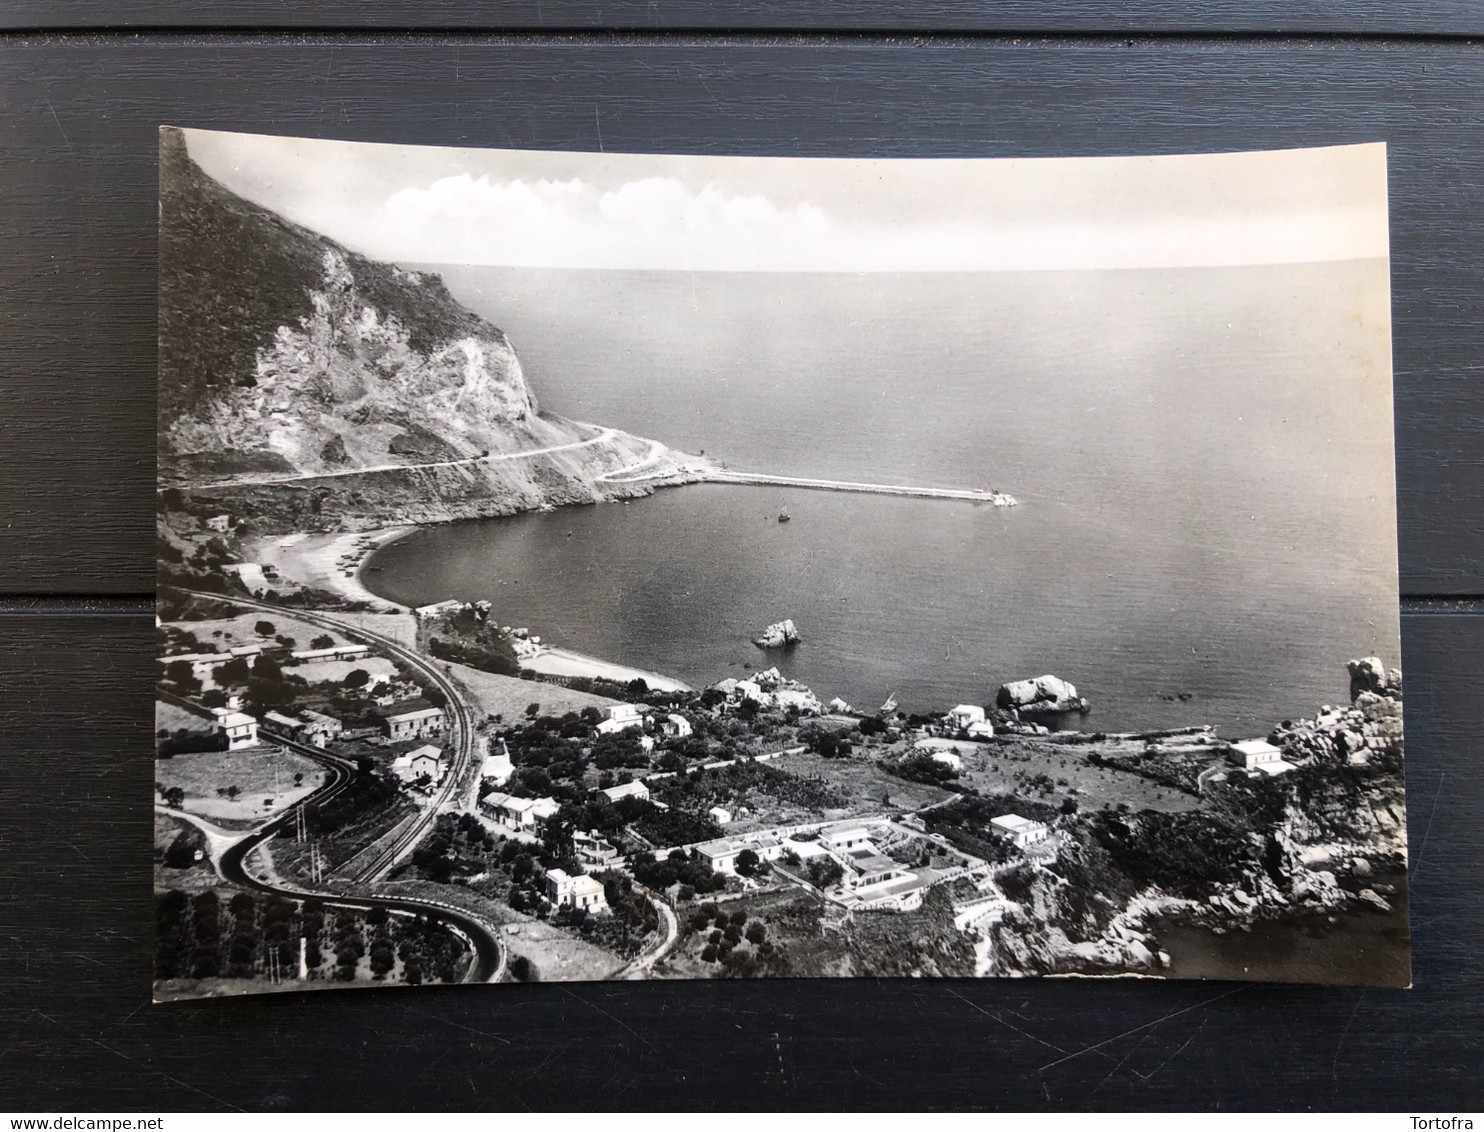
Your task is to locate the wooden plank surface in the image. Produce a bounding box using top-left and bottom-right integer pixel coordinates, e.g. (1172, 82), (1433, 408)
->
(0, 608), (1476, 1111)
(3, 2), (1484, 36)
(3, 35), (1484, 595)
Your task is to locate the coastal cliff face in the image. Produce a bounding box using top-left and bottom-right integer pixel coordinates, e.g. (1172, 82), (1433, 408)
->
(158, 126), (703, 528)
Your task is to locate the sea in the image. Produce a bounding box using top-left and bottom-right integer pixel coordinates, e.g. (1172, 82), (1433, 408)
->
(364, 260), (1400, 735)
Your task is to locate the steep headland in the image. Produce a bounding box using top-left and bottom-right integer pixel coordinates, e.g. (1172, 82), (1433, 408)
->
(157, 126), (706, 532)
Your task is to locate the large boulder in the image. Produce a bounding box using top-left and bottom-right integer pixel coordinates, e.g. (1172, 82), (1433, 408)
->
(1347, 656), (1389, 701)
(753, 619), (800, 649)
(996, 674), (1088, 715)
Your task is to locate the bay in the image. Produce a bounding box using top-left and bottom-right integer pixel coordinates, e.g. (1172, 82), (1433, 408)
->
(366, 261), (1400, 734)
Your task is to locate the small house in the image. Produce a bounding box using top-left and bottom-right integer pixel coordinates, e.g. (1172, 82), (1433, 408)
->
(392, 745), (443, 785)
(596, 703), (646, 736)
(298, 708), (343, 746)
(381, 706), (445, 741)
(205, 514), (230, 532)
(947, 704), (986, 731)
(663, 714), (693, 738)
(1229, 739), (1296, 776)
(708, 805), (733, 826)
(212, 708), (259, 751)
(990, 814), (1050, 848)
(820, 826), (872, 853)
(546, 868), (608, 913)
(695, 839), (743, 874)
(600, 780), (650, 805)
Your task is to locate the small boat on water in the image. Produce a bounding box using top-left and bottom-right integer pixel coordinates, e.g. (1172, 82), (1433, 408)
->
(880, 691), (898, 715)
(778, 507), (792, 523)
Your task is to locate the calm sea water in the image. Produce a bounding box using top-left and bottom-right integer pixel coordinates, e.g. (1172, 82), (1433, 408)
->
(367, 262), (1399, 733)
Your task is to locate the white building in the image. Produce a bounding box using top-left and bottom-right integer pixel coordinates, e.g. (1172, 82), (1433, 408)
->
(734, 679), (769, 705)
(600, 780), (650, 805)
(482, 793), (561, 833)
(966, 720), (996, 740)
(596, 703), (646, 736)
(663, 714), (693, 738)
(708, 805), (733, 825)
(392, 745), (443, 785)
(546, 868), (608, 913)
(947, 704), (986, 731)
(212, 708), (259, 751)
(382, 706), (445, 741)
(1230, 739), (1297, 776)
(205, 514), (230, 532)
(820, 827), (873, 853)
(991, 814), (1050, 848)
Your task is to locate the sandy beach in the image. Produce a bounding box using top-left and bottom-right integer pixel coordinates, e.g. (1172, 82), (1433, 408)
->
(250, 527), (412, 611)
(520, 646), (692, 692)
(254, 525), (694, 693)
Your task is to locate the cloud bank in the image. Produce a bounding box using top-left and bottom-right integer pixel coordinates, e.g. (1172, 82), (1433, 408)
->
(382, 174), (835, 271)
(183, 130), (1390, 273)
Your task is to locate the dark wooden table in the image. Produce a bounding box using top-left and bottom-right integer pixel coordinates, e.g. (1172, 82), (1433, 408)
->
(2, 5), (1481, 1112)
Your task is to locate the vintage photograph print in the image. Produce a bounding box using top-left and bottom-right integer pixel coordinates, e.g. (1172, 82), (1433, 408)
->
(155, 127), (1407, 999)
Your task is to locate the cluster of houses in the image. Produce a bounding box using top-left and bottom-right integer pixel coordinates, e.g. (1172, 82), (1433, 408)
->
(594, 703), (694, 742)
(711, 668), (823, 715)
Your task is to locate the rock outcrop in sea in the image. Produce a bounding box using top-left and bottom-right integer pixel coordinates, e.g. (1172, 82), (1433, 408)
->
(995, 674), (1088, 715)
(753, 618), (801, 649)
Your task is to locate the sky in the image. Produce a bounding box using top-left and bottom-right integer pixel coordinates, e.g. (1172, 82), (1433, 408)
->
(178, 127), (1389, 273)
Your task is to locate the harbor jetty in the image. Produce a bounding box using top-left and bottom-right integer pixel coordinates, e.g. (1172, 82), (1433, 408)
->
(701, 469), (1017, 506)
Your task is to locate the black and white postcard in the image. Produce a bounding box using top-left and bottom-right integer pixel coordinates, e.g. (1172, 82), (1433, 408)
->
(155, 127), (1407, 998)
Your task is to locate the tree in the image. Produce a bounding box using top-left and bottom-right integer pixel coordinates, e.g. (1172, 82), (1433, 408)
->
(745, 922), (766, 945)
(163, 786), (186, 809)
(700, 944), (718, 963)
(805, 856), (843, 889)
(163, 660), (201, 695)
(344, 668), (370, 690)
(217, 657), (250, 684)
(225, 785), (240, 801)
(734, 848), (762, 878)
(510, 955), (536, 982)
(251, 654), (282, 682)
(525, 702), (541, 719)
(254, 620), (276, 637)
(1061, 797), (1080, 815)
(311, 634), (335, 650)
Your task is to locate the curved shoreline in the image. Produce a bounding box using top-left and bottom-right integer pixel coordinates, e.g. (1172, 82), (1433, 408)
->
(316, 520), (695, 692)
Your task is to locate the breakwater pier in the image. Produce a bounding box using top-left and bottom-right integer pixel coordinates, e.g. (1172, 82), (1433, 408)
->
(700, 469), (1017, 506)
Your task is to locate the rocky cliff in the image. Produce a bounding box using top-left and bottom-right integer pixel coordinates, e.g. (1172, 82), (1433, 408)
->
(158, 126), (706, 528)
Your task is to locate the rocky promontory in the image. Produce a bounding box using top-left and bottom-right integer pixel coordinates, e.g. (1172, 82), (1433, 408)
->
(157, 126), (706, 533)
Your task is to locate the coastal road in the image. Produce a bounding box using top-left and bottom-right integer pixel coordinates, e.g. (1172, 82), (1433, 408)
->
(182, 426), (622, 491)
(158, 737), (505, 983)
(181, 590), (481, 884)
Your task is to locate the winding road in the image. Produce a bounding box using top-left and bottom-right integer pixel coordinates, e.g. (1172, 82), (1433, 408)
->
(185, 589), (479, 883)
(174, 590), (504, 980)
(159, 732), (506, 983)
(182, 427), (624, 491)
